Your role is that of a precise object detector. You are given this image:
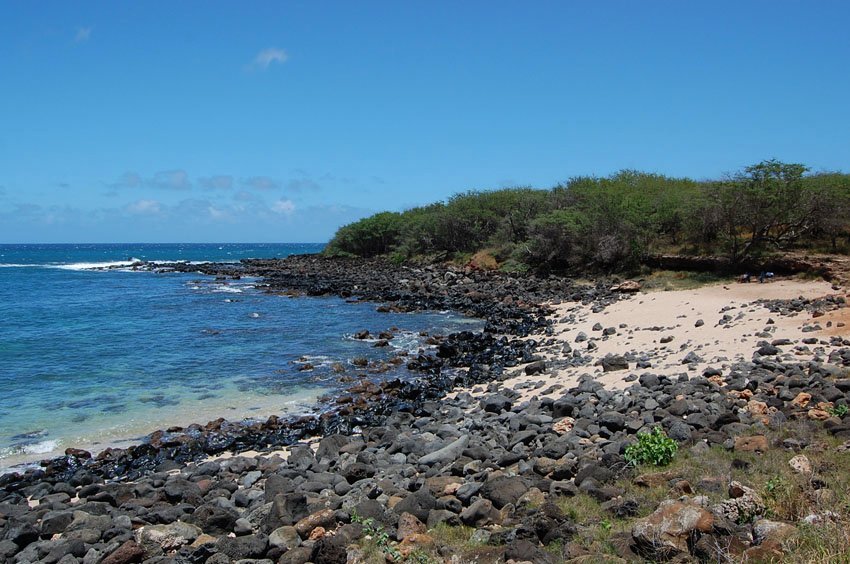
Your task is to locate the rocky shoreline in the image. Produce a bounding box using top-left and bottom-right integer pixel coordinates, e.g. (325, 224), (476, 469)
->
(1, 256), (849, 563)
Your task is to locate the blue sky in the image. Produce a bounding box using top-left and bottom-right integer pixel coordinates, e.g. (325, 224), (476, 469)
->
(1, 1), (848, 243)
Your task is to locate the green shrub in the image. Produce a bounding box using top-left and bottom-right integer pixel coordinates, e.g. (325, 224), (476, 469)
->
(624, 427), (678, 467)
(828, 404), (849, 418)
(323, 160), (850, 270)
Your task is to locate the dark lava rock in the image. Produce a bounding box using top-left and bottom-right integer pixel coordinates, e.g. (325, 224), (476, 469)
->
(189, 504), (240, 535)
(316, 434), (351, 462)
(481, 394), (512, 413)
(342, 462), (375, 484)
(682, 352), (703, 364)
(279, 546), (315, 564)
(601, 355), (629, 372)
(265, 493), (309, 531)
(215, 533), (269, 559)
(265, 473), (294, 499)
(525, 360), (546, 375)
(639, 374), (660, 388)
(480, 476), (528, 509)
(393, 489), (437, 523)
(505, 539), (554, 564)
(3, 518), (39, 547)
(757, 344), (780, 356)
(598, 411), (626, 432)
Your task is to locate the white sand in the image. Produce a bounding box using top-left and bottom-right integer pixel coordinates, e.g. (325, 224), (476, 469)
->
(459, 278), (848, 403)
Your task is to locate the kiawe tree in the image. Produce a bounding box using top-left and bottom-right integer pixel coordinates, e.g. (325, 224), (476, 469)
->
(706, 159), (821, 261)
(324, 159), (850, 270)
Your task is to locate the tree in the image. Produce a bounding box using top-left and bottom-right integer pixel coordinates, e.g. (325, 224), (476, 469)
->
(325, 211), (402, 257)
(700, 159), (817, 261)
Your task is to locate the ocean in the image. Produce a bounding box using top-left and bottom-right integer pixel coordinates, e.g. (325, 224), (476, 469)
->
(0, 243), (481, 470)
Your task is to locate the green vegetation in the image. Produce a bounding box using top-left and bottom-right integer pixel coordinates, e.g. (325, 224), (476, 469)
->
(624, 427), (678, 467)
(326, 160), (850, 272)
(394, 422), (850, 563)
(351, 513), (403, 561)
(827, 404), (848, 418)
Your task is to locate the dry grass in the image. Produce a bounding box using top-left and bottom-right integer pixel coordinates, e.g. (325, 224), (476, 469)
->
(640, 269), (730, 292)
(782, 521), (850, 563)
(468, 249), (500, 270)
(352, 421), (850, 562)
(556, 421), (850, 561)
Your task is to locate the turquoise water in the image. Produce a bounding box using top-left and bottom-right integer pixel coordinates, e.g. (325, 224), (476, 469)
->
(0, 244), (480, 468)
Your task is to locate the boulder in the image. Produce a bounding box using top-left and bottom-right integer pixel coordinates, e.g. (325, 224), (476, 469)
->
(294, 509), (336, 539)
(459, 499), (501, 527)
(269, 525), (300, 551)
(525, 360), (546, 375)
(632, 500), (714, 558)
(135, 521), (203, 554)
(611, 280), (641, 293)
(505, 539), (554, 563)
(734, 435), (769, 453)
(480, 394), (512, 413)
(396, 512), (426, 542)
(601, 355), (629, 372)
(263, 493), (308, 531)
(480, 475), (528, 509)
(418, 435), (469, 466)
(215, 533), (269, 560)
(788, 454), (812, 476)
(188, 504), (240, 535)
(598, 411), (626, 432)
(392, 489), (437, 523)
(100, 540), (145, 564)
(753, 519), (797, 547)
(712, 481), (765, 523)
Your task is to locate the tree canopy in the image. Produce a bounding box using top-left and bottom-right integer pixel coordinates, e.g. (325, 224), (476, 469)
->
(325, 160), (850, 272)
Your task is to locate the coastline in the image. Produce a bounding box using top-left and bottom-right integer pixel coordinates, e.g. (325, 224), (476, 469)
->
(0, 256), (571, 480)
(1, 256), (849, 563)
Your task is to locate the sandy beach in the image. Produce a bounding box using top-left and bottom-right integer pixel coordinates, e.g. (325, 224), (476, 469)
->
(471, 278), (847, 401)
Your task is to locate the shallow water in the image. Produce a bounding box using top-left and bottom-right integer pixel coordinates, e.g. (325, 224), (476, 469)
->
(0, 244), (481, 469)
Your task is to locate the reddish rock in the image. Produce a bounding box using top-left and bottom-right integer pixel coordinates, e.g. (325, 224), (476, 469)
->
(734, 435), (769, 453)
(634, 470), (679, 488)
(791, 392), (812, 409)
(632, 500), (714, 558)
(611, 280), (641, 293)
(294, 509), (336, 539)
(753, 519), (796, 547)
(396, 512), (426, 542)
(64, 447), (92, 459)
(101, 540), (145, 564)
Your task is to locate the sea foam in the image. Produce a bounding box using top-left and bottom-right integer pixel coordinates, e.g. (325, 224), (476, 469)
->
(0, 439), (60, 459)
(54, 260), (139, 271)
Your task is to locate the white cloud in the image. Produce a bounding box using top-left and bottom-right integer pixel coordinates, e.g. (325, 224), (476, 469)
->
(271, 199), (295, 215)
(252, 48), (288, 70)
(233, 190), (258, 202)
(74, 27), (92, 43)
(152, 169), (191, 190)
(285, 178), (321, 192)
(208, 206), (227, 220)
(112, 170), (191, 190)
(199, 175), (234, 190)
(243, 176), (279, 190)
(112, 171), (143, 189)
(125, 199), (163, 215)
